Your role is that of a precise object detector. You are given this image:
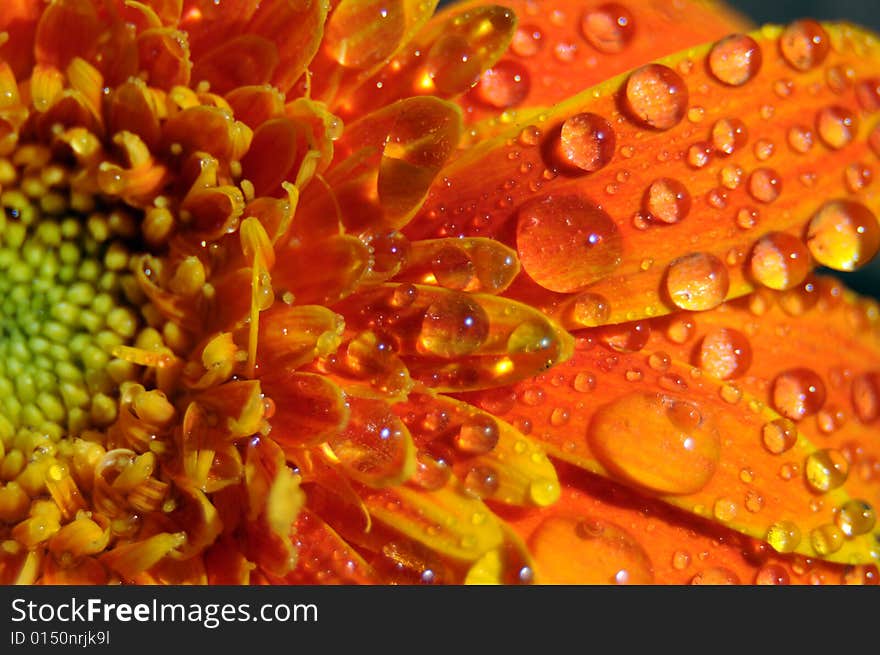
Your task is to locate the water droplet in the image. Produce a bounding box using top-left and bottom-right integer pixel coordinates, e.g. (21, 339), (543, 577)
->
(766, 520), (801, 553)
(419, 294), (490, 357)
(855, 77), (880, 112)
(690, 567), (740, 584)
(736, 206), (760, 230)
(686, 141), (713, 169)
(842, 564), (880, 585)
(555, 113), (616, 172)
(836, 499), (876, 536)
(665, 316), (695, 344)
(844, 163), (872, 193)
(463, 465), (500, 498)
(529, 516), (654, 584)
(745, 489), (764, 513)
(810, 523), (845, 555)
(696, 327), (752, 380)
(455, 414), (500, 454)
(772, 368), (826, 421)
(622, 64), (688, 130)
(749, 231), (811, 290)
(672, 550), (691, 570)
(787, 125), (813, 153)
(570, 292), (611, 327)
(474, 60), (530, 109)
(713, 497), (738, 522)
(805, 448), (849, 493)
(720, 164), (744, 190)
(517, 195), (622, 293)
(573, 371), (597, 393)
(762, 417), (798, 454)
(648, 351), (671, 372)
(643, 178), (691, 224)
(852, 373), (880, 423)
(708, 34), (762, 86)
(588, 392), (721, 495)
(602, 321), (650, 353)
(755, 564), (790, 585)
(517, 125), (541, 147)
(665, 253), (730, 311)
(511, 24), (543, 58)
(580, 3), (635, 54)
(806, 200), (880, 272)
(412, 452), (452, 491)
(753, 138), (775, 161)
(779, 19), (830, 71)
(748, 167), (781, 204)
(816, 105), (857, 150)
(711, 118), (747, 156)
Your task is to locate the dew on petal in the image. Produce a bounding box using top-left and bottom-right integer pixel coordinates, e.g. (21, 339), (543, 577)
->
(766, 520), (802, 553)
(771, 368), (827, 421)
(643, 178), (691, 225)
(749, 231), (811, 290)
(516, 194), (622, 293)
(836, 500), (876, 536)
(419, 294), (490, 357)
(810, 523), (845, 556)
(474, 60), (530, 109)
(747, 167), (781, 204)
(622, 64), (688, 131)
(588, 392), (721, 495)
(779, 19), (830, 71)
(804, 448), (849, 492)
(664, 253), (729, 311)
(529, 516), (654, 584)
(762, 417), (798, 454)
(708, 34), (762, 86)
(695, 327), (752, 380)
(816, 106), (857, 150)
(806, 200), (880, 272)
(580, 3), (635, 54)
(554, 112), (616, 173)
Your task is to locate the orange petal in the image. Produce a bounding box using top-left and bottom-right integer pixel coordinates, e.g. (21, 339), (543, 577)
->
(455, 0), (751, 127)
(410, 22), (880, 326)
(502, 462), (864, 585)
(461, 286), (880, 563)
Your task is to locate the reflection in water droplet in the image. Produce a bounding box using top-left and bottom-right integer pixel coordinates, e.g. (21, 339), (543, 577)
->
(665, 253), (729, 311)
(419, 294), (490, 357)
(748, 168), (781, 204)
(463, 465), (499, 498)
(708, 34), (762, 86)
(517, 195), (622, 293)
(749, 231), (811, 290)
(696, 327), (752, 380)
(772, 368), (826, 421)
(779, 19), (830, 71)
(852, 373), (880, 423)
(836, 500), (876, 536)
(555, 112), (616, 173)
(474, 60), (530, 109)
(816, 106), (857, 150)
(805, 449), (848, 493)
(806, 200), (880, 272)
(762, 417), (798, 454)
(570, 292), (611, 327)
(529, 516), (654, 584)
(588, 392), (720, 495)
(643, 178), (691, 225)
(755, 564), (790, 585)
(787, 125), (814, 154)
(455, 414), (500, 455)
(580, 3), (635, 54)
(766, 520), (801, 553)
(622, 64), (688, 130)
(810, 523), (845, 556)
(712, 118), (747, 156)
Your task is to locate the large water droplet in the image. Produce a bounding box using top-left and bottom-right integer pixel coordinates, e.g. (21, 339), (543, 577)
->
(588, 392), (721, 495)
(771, 368), (826, 421)
(810, 524), (845, 555)
(580, 3), (635, 54)
(517, 195), (622, 293)
(643, 178), (691, 225)
(474, 59), (530, 109)
(529, 516), (654, 584)
(766, 520), (802, 553)
(455, 414), (500, 455)
(554, 112), (616, 173)
(622, 64), (688, 130)
(695, 327), (752, 380)
(708, 34), (762, 86)
(805, 448), (849, 492)
(779, 19), (830, 71)
(806, 200), (880, 272)
(419, 294), (490, 357)
(665, 253), (729, 311)
(836, 499), (876, 536)
(816, 106), (857, 150)
(749, 231), (811, 290)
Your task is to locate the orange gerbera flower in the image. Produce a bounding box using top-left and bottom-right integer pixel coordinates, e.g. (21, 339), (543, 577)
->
(0, 0), (878, 586)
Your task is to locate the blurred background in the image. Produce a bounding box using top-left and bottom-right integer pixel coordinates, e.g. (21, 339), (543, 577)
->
(436, 0), (880, 297)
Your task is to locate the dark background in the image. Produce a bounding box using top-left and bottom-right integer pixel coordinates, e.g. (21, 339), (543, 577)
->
(437, 0), (880, 298)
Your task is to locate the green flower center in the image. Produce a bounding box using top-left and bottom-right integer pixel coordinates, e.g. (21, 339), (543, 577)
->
(0, 183), (141, 457)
